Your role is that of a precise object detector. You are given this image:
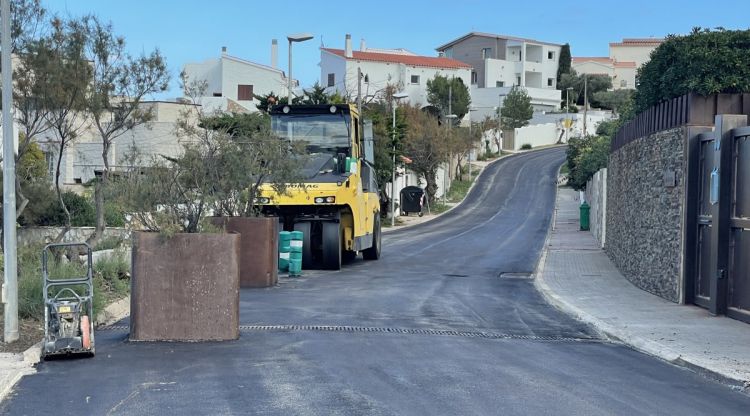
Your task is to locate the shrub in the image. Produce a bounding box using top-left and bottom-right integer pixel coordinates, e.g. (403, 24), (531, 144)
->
(520, 143), (532, 150)
(635, 28), (750, 112)
(12, 245), (131, 321)
(104, 202), (125, 227)
(566, 135), (611, 190)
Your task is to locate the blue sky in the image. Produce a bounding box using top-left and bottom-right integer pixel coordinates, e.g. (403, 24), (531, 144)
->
(48, 0), (750, 99)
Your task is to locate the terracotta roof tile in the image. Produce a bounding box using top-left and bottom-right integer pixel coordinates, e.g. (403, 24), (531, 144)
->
(613, 61), (637, 68)
(610, 38), (664, 47)
(572, 57), (613, 64)
(322, 48), (472, 69)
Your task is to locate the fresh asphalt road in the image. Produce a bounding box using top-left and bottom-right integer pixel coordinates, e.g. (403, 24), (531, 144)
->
(3, 148), (750, 415)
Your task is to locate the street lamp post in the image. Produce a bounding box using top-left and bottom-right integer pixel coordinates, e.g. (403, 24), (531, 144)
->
(391, 92), (408, 227)
(286, 33), (314, 104)
(468, 107), (477, 180)
(2, 0), (18, 343)
(443, 114), (458, 205)
(565, 87), (573, 143)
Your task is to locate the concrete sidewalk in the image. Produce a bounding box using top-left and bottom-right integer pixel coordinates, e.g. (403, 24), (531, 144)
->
(536, 187), (750, 391)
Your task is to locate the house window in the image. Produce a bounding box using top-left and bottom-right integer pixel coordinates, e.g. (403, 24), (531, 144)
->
(547, 78), (554, 87)
(548, 51), (555, 60)
(482, 47), (492, 59)
(327, 73), (335, 87)
(620, 79), (627, 88)
(364, 74), (369, 83)
(237, 84), (253, 101)
(516, 76), (521, 86)
(410, 75), (420, 84)
(213, 92), (222, 97)
(45, 151), (55, 179)
(471, 71), (478, 84)
(496, 81), (504, 87)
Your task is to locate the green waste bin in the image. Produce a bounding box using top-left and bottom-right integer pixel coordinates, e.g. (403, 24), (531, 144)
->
(580, 202), (590, 231)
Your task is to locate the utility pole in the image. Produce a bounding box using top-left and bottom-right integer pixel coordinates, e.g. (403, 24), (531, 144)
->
(497, 94), (502, 151)
(583, 74), (588, 137)
(468, 119), (472, 180)
(357, 67), (362, 112)
(443, 81), (452, 205)
(565, 87), (572, 143)
(2, 0), (19, 343)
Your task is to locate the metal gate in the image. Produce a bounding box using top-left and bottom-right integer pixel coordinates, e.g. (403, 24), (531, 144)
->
(687, 116), (750, 323)
(692, 133), (714, 309)
(728, 127), (750, 322)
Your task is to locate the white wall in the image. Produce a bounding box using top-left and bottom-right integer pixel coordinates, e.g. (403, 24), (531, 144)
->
(41, 102), (199, 186)
(320, 50), (349, 94)
(183, 58), (223, 96)
(585, 167), (607, 248)
(569, 110), (613, 138)
(609, 45), (657, 66)
(571, 61), (615, 77)
(613, 66), (636, 89)
(384, 164), (449, 216)
(220, 56), (287, 108)
(63, 122), (185, 185)
(513, 123), (559, 150)
(470, 86), (561, 122)
(484, 58), (521, 87)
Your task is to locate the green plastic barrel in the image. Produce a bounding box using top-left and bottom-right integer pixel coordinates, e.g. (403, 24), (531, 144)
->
(288, 259), (302, 276)
(279, 231), (291, 271)
(580, 202), (590, 231)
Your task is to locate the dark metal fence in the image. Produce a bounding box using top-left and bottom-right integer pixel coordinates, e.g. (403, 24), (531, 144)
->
(612, 93), (750, 152)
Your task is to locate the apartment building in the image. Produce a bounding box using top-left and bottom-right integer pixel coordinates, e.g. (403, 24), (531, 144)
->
(572, 38), (663, 89)
(436, 32), (563, 120)
(320, 34), (472, 106)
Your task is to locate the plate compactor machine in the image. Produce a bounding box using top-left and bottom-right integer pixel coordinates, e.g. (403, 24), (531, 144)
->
(42, 243), (95, 359)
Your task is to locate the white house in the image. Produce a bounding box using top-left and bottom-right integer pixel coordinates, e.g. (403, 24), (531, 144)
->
(572, 38), (663, 90)
(320, 34), (472, 107)
(182, 43), (291, 113)
(39, 100), (199, 188)
(468, 85), (563, 122)
(436, 32), (563, 119)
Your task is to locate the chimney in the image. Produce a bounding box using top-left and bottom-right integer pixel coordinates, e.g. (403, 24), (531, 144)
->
(345, 34), (353, 58)
(360, 38), (366, 52)
(438, 51), (445, 57)
(221, 46), (227, 54)
(271, 39), (278, 68)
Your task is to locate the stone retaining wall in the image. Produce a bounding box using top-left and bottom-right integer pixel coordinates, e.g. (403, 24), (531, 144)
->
(606, 127), (687, 303)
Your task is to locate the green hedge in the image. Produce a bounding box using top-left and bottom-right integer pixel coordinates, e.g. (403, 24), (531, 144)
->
(19, 190), (125, 227)
(635, 28), (750, 112)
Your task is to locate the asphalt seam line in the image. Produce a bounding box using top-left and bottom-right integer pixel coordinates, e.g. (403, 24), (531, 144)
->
(99, 323), (602, 343)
